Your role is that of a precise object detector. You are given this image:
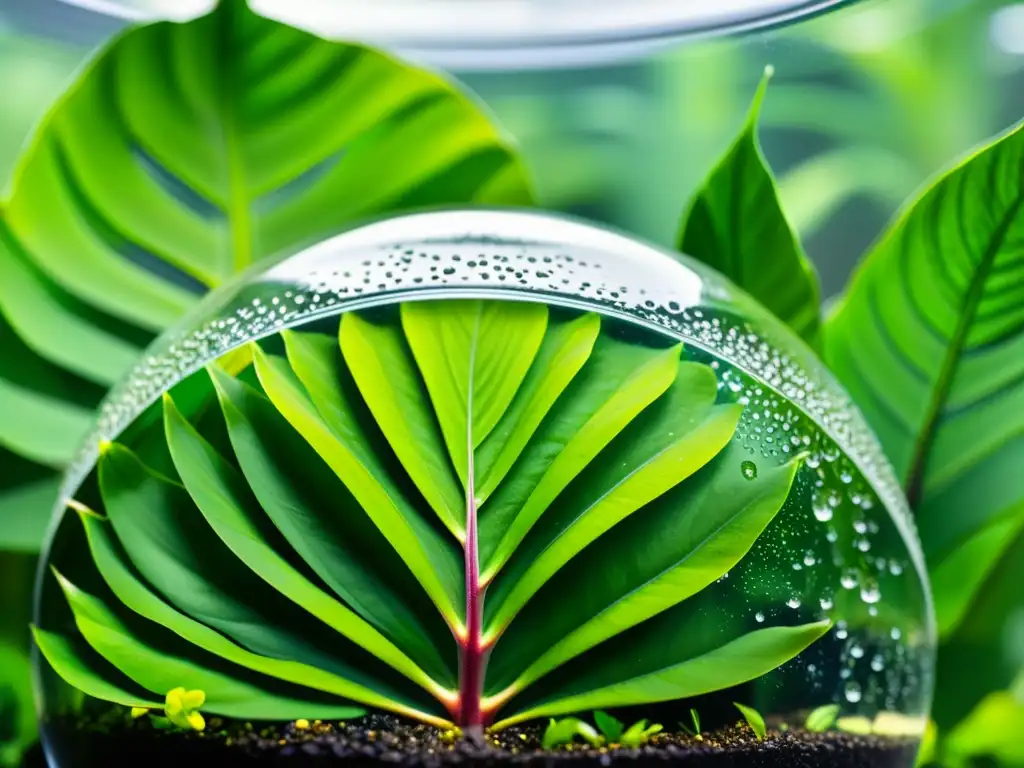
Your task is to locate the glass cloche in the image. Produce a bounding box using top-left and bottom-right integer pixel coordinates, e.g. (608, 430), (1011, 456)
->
(33, 209), (934, 767)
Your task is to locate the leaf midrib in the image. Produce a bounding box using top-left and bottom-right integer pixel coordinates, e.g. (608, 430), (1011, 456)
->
(905, 186), (1024, 507)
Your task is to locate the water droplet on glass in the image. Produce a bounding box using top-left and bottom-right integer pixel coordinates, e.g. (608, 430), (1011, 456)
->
(889, 560), (904, 576)
(845, 682), (863, 703)
(860, 583), (881, 604)
(856, 538), (872, 553)
(787, 597), (802, 609)
(804, 551), (817, 567)
(820, 596), (834, 611)
(891, 628), (902, 641)
(826, 528), (839, 543)
(841, 569), (860, 589)
(813, 499), (833, 522)
(755, 612), (765, 623)
(853, 519), (868, 534)
(871, 655), (885, 672)
(850, 643), (865, 659)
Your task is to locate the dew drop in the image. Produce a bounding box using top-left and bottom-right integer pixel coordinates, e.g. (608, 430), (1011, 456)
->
(871, 655), (885, 672)
(850, 643), (865, 659)
(890, 628), (902, 641)
(804, 551), (817, 567)
(860, 583), (882, 604)
(813, 500), (834, 522)
(844, 682), (863, 703)
(741, 461), (758, 480)
(787, 597), (802, 609)
(820, 596), (834, 611)
(755, 612), (765, 623)
(853, 519), (868, 534)
(840, 569), (860, 589)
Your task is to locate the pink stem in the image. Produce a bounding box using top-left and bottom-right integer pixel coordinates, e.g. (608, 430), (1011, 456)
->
(458, 457), (486, 729)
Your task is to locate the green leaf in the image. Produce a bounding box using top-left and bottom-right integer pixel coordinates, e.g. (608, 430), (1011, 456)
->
(253, 340), (463, 629)
(593, 711), (623, 742)
(678, 67), (820, 347)
(805, 704), (841, 733)
(824, 120), (1024, 713)
(209, 366), (455, 688)
(50, 570), (365, 721)
(495, 621), (830, 727)
(76, 506), (432, 722)
(0, 0), (532, 551)
(945, 691), (1024, 766)
(620, 719), (663, 748)
(541, 717), (603, 750)
(32, 626), (159, 709)
(734, 702), (767, 741)
(0, 475), (60, 552)
(480, 336), (682, 580)
(400, 299), (549, 493)
(931, 506), (1024, 639)
(485, 364), (739, 636)
(162, 392), (450, 701)
(488, 442), (797, 694)
(339, 312), (464, 539)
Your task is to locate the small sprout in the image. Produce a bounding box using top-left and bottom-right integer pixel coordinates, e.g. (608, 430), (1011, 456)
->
(779, 722), (790, 733)
(805, 704), (841, 733)
(130, 707), (150, 719)
(734, 702), (767, 741)
(594, 711), (623, 743)
(165, 687), (206, 732)
(619, 719), (663, 748)
(294, 719), (310, 731)
(678, 708), (703, 741)
(836, 716), (873, 736)
(542, 717), (604, 750)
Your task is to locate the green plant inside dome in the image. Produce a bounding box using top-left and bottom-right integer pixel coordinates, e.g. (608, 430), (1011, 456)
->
(36, 300), (830, 732)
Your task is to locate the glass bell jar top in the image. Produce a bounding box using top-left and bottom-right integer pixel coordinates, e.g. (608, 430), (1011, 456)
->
(51, 0), (855, 67)
(35, 209), (933, 766)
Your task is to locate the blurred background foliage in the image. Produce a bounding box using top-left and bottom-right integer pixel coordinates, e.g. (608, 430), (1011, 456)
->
(1, 0), (1024, 764)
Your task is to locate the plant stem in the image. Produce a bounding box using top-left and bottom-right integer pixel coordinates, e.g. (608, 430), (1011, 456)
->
(458, 472), (485, 730)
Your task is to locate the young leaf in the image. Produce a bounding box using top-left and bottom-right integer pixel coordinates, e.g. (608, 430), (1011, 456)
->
(541, 717), (604, 750)
(620, 719), (663, 748)
(689, 708), (703, 740)
(0, 0), (533, 549)
(734, 703), (767, 741)
(678, 67), (820, 347)
(400, 299), (548, 492)
(805, 703), (841, 733)
(594, 710), (623, 742)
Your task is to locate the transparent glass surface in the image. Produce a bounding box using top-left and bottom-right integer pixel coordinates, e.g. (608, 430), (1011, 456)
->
(34, 209), (934, 765)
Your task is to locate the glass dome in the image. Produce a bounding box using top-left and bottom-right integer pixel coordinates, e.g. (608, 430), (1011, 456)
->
(46, 0), (856, 68)
(33, 209), (934, 767)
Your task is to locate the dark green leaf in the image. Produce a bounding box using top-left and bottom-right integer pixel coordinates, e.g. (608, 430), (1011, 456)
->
(485, 363), (737, 636)
(162, 392), (450, 702)
(824, 121), (1024, 715)
(210, 366), (456, 688)
(678, 68), (820, 347)
(252, 340), (464, 628)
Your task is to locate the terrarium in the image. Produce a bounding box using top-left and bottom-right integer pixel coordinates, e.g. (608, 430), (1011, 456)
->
(32, 208), (934, 767)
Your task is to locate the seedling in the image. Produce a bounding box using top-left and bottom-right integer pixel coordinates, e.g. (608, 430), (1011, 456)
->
(593, 711), (623, 743)
(679, 708), (703, 741)
(541, 717), (604, 749)
(131, 688), (207, 732)
(734, 703), (767, 741)
(805, 704), (841, 733)
(619, 719), (664, 748)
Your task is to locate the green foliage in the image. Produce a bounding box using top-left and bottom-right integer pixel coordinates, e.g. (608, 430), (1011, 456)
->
(734, 702), (767, 741)
(679, 708), (702, 741)
(678, 67), (820, 348)
(942, 691), (1024, 768)
(0, 643), (34, 768)
(804, 704), (841, 733)
(541, 717), (603, 749)
(824, 119), (1024, 730)
(0, 0), (533, 551)
(619, 719), (664, 748)
(593, 711), (623, 743)
(36, 300), (826, 729)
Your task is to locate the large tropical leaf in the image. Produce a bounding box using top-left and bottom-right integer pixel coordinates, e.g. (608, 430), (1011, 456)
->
(824, 120), (1024, 724)
(38, 300), (829, 729)
(0, 0), (533, 549)
(677, 69), (821, 348)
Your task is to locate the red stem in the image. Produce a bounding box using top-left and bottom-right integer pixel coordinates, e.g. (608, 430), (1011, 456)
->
(458, 464), (486, 729)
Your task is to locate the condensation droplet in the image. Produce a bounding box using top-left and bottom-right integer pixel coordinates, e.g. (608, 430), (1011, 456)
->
(845, 682), (863, 703)
(860, 582), (882, 604)
(787, 597), (802, 609)
(804, 551), (817, 567)
(813, 499), (833, 522)
(820, 596), (834, 611)
(850, 643), (865, 659)
(755, 612), (765, 623)
(841, 569), (860, 589)
(741, 461), (758, 480)
(871, 655), (885, 672)
(891, 628), (902, 641)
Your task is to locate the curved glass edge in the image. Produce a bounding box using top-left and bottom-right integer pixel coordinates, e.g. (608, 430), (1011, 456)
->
(33, 206), (935, 668)
(52, 0), (858, 69)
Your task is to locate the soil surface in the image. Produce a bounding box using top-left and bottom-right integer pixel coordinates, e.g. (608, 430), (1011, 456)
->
(41, 712), (919, 767)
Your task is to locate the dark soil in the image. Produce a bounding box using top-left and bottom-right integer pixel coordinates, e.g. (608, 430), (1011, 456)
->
(42, 712), (919, 767)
